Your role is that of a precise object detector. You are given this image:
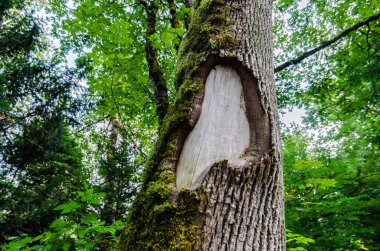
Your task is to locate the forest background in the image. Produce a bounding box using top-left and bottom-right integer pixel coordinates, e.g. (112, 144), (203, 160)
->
(0, 0), (379, 250)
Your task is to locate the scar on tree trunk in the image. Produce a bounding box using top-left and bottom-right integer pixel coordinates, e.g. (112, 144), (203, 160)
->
(175, 55), (271, 189)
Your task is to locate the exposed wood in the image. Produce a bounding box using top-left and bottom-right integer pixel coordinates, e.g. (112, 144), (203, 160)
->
(176, 65), (250, 188)
(275, 11), (380, 73)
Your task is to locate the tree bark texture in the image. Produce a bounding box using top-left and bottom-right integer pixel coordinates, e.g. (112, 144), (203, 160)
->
(120, 0), (285, 250)
(190, 1), (284, 250)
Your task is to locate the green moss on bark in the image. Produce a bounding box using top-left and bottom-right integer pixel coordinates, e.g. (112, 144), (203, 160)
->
(174, 0), (237, 89)
(119, 185), (202, 250)
(118, 80), (203, 250)
(119, 1), (238, 250)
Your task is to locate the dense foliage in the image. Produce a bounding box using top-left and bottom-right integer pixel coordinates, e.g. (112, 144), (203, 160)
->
(0, 0), (379, 250)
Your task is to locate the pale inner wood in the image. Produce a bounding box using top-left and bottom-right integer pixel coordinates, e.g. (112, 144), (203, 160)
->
(176, 65), (250, 188)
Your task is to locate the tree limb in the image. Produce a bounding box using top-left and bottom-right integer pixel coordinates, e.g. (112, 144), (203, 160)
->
(167, 0), (180, 50)
(136, 0), (148, 8)
(143, 2), (169, 127)
(75, 115), (111, 134)
(167, 0), (180, 29)
(184, 0), (192, 30)
(275, 12), (380, 73)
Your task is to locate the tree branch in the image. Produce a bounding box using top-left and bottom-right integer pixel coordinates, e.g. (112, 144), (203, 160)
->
(143, 2), (169, 127)
(184, 0), (192, 30)
(136, 0), (148, 8)
(75, 115), (111, 134)
(167, 0), (180, 50)
(275, 12), (380, 73)
(167, 0), (180, 29)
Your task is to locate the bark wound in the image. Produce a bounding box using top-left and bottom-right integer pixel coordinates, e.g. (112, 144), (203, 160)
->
(176, 65), (250, 188)
(176, 61), (270, 189)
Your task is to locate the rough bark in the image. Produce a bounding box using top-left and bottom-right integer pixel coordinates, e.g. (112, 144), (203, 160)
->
(120, 0), (285, 250)
(190, 1), (284, 249)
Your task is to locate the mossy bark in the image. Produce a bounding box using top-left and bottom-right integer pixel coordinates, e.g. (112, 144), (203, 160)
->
(119, 0), (285, 250)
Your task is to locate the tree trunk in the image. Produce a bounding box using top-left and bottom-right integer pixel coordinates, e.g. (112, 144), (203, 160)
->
(119, 0), (285, 250)
(102, 114), (120, 225)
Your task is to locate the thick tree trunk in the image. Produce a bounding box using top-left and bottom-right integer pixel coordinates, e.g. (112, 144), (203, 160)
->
(120, 0), (285, 250)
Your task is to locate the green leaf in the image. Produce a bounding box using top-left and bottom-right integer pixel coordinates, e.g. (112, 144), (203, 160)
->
(54, 201), (80, 214)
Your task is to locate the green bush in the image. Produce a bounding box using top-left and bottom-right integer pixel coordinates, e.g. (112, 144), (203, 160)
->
(2, 189), (124, 251)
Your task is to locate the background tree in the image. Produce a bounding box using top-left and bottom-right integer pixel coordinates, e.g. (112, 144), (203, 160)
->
(274, 0), (380, 249)
(0, 117), (84, 240)
(96, 115), (141, 225)
(0, 0), (86, 242)
(283, 128), (379, 250)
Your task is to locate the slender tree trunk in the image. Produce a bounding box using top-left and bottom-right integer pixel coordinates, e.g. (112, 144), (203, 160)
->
(120, 0), (285, 250)
(102, 114), (120, 225)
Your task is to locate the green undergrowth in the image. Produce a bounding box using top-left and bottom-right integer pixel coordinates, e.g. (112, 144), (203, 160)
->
(119, 1), (239, 249)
